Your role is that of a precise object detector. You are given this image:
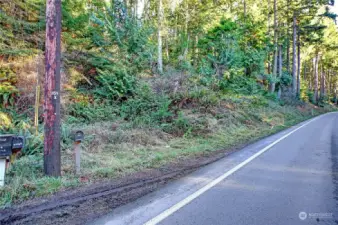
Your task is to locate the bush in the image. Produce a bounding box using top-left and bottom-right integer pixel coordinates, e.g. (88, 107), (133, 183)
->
(120, 85), (173, 125)
(22, 133), (44, 155)
(220, 74), (263, 95)
(161, 111), (192, 136)
(281, 71), (292, 87)
(93, 64), (136, 99)
(66, 101), (119, 123)
(0, 68), (18, 108)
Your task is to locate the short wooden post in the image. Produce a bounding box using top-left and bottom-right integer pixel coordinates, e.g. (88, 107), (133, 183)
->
(71, 131), (84, 175)
(0, 158), (6, 186)
(74, 141), (81, 175)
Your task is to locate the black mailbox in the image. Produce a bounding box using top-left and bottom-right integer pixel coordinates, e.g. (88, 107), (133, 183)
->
(12, 136), (25, 152)
(0, 135), (13, 157)
(73, 131), (84, 142)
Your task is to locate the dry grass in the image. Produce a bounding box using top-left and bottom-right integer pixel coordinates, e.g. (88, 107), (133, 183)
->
(0, 94), (335, 207)
(59, 100), (328, 181)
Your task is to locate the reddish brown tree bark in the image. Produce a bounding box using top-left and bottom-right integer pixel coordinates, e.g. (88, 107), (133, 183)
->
(44, 0), (61, 176)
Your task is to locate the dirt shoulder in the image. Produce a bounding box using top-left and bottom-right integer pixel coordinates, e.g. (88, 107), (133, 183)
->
(0, 137), (264, 225)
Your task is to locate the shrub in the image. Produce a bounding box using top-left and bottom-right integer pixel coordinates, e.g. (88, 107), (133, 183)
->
(0, 68), (18, 108)
(66, 101), (119, 123)
(93, 65), (136, 99)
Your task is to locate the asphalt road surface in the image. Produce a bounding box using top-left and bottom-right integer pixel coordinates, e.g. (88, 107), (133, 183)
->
(91, 112), (338, 225)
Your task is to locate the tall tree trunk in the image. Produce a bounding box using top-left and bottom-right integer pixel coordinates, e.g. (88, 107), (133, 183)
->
(174, 15), (178, 40)
(309, 59), (313, 91)
(134, 0), (138, 18)
(268, 55), (271, 74)
(157, 0), (163, 74)
(243, 0), (247, 18)
(123, 0), (128, 15)
(303, 62), (306, 81)
(292, 12), (297, 96)
(335, 84), (338, 105)
(286, 0), (290, 73)
(165, 37), (169, 61)
(296, 30), (301, 97)
(44, 0), (61, 177)
(267, 0), (271, 74)
(194, 35), (199, 65)
(287, 39), (290, 73)
(183, 35), (189, 60)
(327, 69), (331, 98)
(313, 53), (319, 104)
(269, 0), (278, 93)
(267, 0), (271, 29)
(278, 44), (283, 98)
(320, 66), (325, 100)
(183, 0), (189, 61)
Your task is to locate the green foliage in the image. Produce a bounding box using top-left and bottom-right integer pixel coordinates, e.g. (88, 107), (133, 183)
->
(263, 92), (278, 101)
(199, 19), (243, 74)
(119, 84), (173, 125)
(0, 83), (18, 107)
(0, 68), (18, 108)
(197, 69), (263, 95)
(22, 133), (44, 155)
(238, 16), (269, 76)
(7, 155), (43, 180)
(0, 0), (44, 57)
(62, 0), (89, 32)
(265, 73), (279, 85)
(151, 99), (174, 123)
(0, 109), (43, 155)
(94, 67), (135, 99)
(67, 101), (118, 123)
(280, 71), (293, 87)
(198, 18), (267, 79)
(0, 155), (43, 207)
(0, 109), (30, 132)
(220, 73), (263, 95)
(162, 111), (191, 136)
(77, 1), (156, 99)
(89, 1), (155, 67)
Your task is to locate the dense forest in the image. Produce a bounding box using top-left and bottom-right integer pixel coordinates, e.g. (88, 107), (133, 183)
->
(0, 0), (338, 206)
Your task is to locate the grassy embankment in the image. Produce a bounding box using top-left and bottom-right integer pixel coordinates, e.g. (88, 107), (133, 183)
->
(0, 73), (336, 208)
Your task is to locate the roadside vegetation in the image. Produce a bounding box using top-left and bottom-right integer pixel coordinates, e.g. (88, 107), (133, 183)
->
(0, 0), (338, 207)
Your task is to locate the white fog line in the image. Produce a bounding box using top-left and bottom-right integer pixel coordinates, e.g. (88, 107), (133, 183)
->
(144, 115), (322, 225)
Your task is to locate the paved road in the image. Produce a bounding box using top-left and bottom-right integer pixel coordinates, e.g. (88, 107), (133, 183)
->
(91, 113), (338, 225)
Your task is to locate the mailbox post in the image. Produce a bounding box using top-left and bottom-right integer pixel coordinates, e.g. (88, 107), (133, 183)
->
(0, 135), (13, 186)
(0, 159), (5, 186)
(72, 131), (84, 175)
(0, 135), (25, 186)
